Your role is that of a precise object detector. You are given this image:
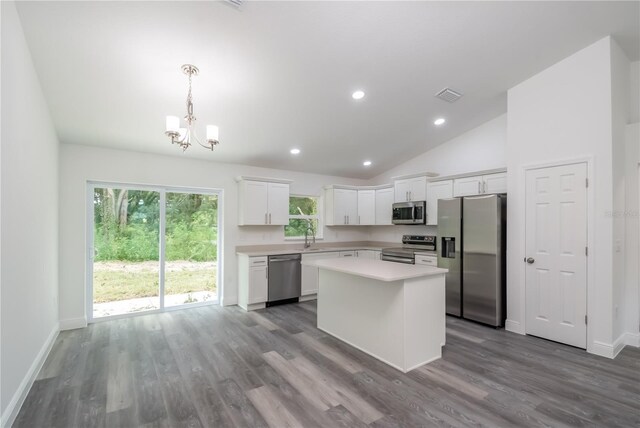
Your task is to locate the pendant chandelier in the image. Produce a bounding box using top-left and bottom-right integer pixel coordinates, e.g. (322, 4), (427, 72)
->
(165, 64), (220, 152)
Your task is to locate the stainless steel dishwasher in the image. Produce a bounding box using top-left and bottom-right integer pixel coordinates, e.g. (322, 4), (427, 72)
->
(267, 254), (302, 305)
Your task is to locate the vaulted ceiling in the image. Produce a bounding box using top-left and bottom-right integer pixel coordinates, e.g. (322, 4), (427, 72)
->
(15, 1), (640, 178)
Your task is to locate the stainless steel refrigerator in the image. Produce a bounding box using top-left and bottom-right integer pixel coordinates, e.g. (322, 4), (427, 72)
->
(437, 194), (506, 326)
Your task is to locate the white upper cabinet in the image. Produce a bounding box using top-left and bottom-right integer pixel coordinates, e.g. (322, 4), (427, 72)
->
(394, 176), (427, 202)
(266, 182), (290, 225)
(453, 176), (484, 197)
(453, 173), (507, 197)
(238, 178), (291, 225)
(375, 186), (394, 225)
(357, 190), (376, 225)
(325, 187), (358, 225)
(426, 180), (453, 225)
(483, 172), (507, 194)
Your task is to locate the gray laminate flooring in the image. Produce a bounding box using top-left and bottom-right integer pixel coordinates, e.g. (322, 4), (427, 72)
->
(14, 301), (640, 427)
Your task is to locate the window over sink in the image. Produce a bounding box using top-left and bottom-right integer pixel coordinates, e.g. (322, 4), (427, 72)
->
(285, 195), (323, 240)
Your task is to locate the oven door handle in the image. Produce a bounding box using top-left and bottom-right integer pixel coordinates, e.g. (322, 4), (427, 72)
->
(381, 255), (415, 264)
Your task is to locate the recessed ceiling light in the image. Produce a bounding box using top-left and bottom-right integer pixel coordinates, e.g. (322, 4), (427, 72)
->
(352, 90), (365, 100)
(363, 160), (372, 166)
(290, 148), (300, 155)
(434, 118), (446, 126)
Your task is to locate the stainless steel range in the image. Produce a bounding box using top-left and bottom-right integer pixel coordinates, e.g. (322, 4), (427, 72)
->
(381, 235), (436, 264)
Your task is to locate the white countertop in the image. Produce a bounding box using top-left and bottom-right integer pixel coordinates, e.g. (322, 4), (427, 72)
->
(303, 258), (448, 282)
(236, 245), (387, 257)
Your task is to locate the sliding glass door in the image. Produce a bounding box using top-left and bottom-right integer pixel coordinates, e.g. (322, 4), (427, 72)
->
(165, 192), (218, 307)
(88, 184), (221, 320)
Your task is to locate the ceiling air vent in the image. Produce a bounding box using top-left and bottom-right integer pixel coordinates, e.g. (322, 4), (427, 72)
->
(435, 88), (463, 103)
(226, 0), (243, 7)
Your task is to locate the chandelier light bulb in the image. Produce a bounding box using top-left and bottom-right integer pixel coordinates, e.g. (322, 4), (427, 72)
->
(207, 125), (219, 141)
(166, 116), (180, 133)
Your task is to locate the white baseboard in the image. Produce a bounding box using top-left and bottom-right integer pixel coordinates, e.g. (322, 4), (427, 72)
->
(59, 317), (87, 330)
(591, 334), (626, 359)
(624, 331), (640, 347)
(220, 296), (238, 307)
(505, 319), (524, 334)
(613, 334), (626, 358)
(1, 323), (59, 428)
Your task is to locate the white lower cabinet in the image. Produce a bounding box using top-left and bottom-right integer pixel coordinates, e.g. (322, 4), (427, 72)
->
(238, 255), (269, 310)
(301, 252), (340, 296)
(415, 254), (438, 267)
(355, 250), (381, 259)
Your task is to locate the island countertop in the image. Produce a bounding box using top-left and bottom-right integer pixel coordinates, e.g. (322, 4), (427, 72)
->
(303, 257), (447, 282)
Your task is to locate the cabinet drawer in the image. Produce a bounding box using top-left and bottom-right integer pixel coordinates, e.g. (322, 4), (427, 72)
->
(415, 255), (437, 266)
(249, 256), (268, 267)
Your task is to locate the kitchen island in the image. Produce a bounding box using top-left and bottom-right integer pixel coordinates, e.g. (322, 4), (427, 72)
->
(302, 257), (448, 373)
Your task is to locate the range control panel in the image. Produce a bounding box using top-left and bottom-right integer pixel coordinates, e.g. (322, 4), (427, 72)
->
(401, 235), (436, 248)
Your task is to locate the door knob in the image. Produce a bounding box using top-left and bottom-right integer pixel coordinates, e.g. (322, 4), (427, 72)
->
(526, 257), (535, 264)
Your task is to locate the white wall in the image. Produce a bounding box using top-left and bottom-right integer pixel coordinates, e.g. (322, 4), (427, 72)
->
(58, 144), (369, 325)
(611, 40), (631, 343)
(1, 1), (60, 424)
(370, 114), (507, 185)
(368, 114), (507, 243)
(506, 37), (616, 354)
(630, 61), (639, 124)
(624, 123), (640, 347)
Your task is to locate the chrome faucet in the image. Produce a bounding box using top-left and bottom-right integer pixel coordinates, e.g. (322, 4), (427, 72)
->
(304, 224), (316, 249)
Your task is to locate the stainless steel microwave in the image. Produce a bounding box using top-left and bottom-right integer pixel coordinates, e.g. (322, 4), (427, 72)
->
(392, 201), (426, 225)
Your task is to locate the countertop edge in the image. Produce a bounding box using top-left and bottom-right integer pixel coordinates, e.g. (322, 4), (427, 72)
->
(303, 259), (448, 282)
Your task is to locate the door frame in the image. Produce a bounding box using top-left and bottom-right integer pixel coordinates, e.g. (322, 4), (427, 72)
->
(86, 181), (224, 323)
(520, 156), (594, 351)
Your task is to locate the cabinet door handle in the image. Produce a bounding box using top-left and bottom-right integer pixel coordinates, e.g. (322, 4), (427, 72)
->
(265, 213), (268, 224)
(347, 215), (350, 225)
(409, 191), (412, 201)
(269, 213), (271, 224)
(477, 182), (481, 194)
(358, 215), (361, 225)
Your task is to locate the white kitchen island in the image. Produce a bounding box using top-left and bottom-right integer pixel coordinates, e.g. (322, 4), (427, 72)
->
(302, 257), (448, 373)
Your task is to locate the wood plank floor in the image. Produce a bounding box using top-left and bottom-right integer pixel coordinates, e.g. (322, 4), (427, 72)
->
(15, 301), (640, 427)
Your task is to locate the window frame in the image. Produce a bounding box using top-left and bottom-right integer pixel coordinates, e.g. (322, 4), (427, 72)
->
(284, 194), (324, 240)
(86, 181), (223, 323)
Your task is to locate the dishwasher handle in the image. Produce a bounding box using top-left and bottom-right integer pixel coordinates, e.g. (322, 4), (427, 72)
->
(269, 255), (301, 262)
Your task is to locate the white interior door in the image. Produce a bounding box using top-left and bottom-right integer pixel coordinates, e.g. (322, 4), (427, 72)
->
(525, 162), (587, 348)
